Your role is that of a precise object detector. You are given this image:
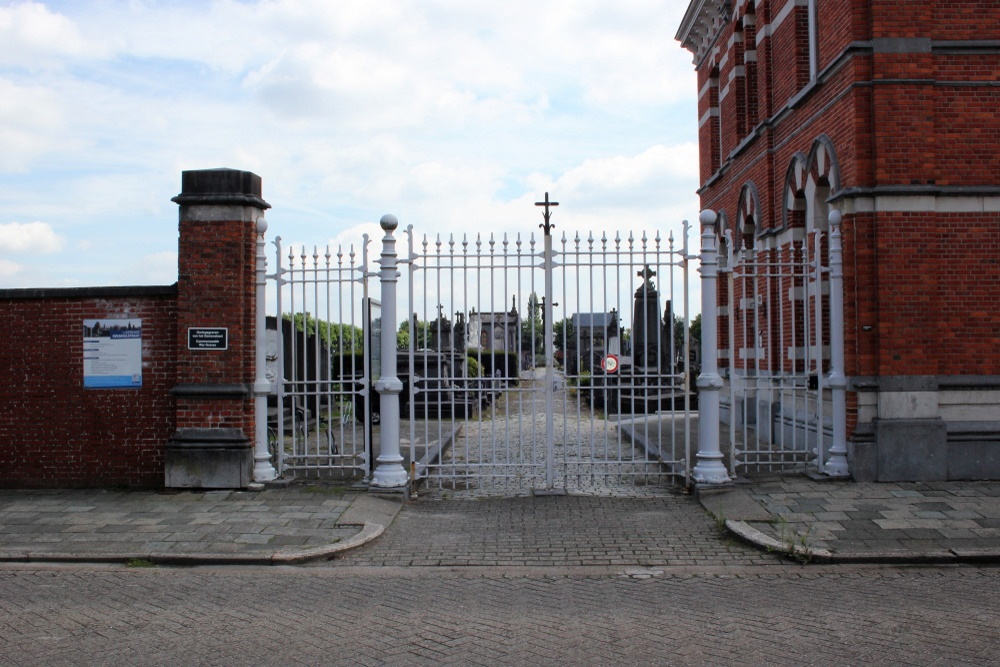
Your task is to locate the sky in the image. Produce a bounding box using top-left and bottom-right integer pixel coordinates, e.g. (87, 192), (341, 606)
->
(0, 0), (700, 292)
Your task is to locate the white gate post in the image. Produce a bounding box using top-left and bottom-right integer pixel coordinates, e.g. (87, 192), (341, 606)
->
(543, 227), (556, 489)
(370, 214), (409, 489)
(824, 209), (850, 477)
(253, 217), (278, 482)
(693, 209), (730, 484)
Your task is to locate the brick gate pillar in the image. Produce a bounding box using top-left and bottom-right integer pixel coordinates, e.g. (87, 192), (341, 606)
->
(165, 169), (271, 489)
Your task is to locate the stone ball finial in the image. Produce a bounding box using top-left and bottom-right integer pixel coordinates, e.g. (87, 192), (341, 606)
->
(828, 209), (842, 227)
(699, 209), (718, 226)
(256, 216), (268, 235)
(380, 214), (399, 231)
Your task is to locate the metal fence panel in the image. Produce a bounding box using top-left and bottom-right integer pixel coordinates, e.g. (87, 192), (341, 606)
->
(267, 236), (373, 479)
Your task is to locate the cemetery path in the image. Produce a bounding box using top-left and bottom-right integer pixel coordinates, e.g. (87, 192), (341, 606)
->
(420, 369), (679, 497)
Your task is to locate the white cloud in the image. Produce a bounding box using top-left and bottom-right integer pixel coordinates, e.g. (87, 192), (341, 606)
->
(0, 2), (104, 69)
(0, 259), (23, 277)
(552, 143), (699, 205)
(115, 251), (178, 285)
(0, 221), (66, 253)
(0, 80), (71, 171)
(0, 0), (702, 294)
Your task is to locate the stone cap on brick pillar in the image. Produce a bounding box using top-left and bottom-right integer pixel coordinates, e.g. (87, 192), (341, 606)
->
(171, 168), (271, 210)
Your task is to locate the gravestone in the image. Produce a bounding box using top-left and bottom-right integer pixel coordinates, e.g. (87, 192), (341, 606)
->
(613, 266), (687, 414)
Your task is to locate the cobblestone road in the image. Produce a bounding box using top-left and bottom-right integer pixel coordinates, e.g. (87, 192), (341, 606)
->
(332, 494), (777, 567)
(2, 565), (998, 665)
(426, 370), (686, 495)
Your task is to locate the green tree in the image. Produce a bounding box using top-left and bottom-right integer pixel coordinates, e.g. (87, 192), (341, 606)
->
(553, 316), (575, 354)
(520, 292), (544, 356)
(397, 317), (430, 349)
(689, 313), (701, 349)
(285, 313), (363, 353)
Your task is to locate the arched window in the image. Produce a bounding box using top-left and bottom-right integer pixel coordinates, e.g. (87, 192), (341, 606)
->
(803, 136), (841, 375)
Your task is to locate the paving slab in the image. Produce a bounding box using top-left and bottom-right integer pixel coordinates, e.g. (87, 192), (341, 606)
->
(3, 473), (1000, 567)
(0, 486), (401, 565)
(696, 475), (1000, 564)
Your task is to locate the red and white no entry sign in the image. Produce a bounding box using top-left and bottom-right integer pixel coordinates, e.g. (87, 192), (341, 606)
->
(601, 354), (619, 373)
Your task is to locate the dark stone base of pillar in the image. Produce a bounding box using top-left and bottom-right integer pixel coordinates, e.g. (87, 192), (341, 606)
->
(165, 428), (252, 489)
(851, 421), (1000, 482)
(874, 418), (948, 482)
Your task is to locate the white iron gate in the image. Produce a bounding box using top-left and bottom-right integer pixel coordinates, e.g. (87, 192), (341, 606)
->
(401, 202), (694, 493)
(265, 236), (376, 479)
(263, 204), (696, 492)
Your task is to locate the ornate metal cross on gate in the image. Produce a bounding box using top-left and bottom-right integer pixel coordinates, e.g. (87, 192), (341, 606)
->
(535, 192), (559, 236)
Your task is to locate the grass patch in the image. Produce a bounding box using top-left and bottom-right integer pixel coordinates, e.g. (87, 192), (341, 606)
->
(770, 515), (813, 564)
(125, 558), (155, 568)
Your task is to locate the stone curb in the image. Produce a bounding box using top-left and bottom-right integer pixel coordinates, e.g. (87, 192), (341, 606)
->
(725, 520), (833, 563)
(0, 492), (403, 567)
(725, 520), (1000, 565)
(270, 522), (384, 565)
(0, 522), (385, 566)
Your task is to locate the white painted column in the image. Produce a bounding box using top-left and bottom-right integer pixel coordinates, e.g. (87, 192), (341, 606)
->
(693, 209), (730, 484)
(824, 209), (850, 477)
(370, 214), (409, 489)
(253, 216), (278, 483)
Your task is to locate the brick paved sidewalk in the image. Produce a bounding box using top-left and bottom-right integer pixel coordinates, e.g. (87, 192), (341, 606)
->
(0, 486), (398, 565)
(4, 475), (1000, 567)
(699, 476), (1000, 563)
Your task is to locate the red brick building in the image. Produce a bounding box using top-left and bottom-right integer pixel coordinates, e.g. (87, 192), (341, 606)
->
(677, 0), (1000, 480)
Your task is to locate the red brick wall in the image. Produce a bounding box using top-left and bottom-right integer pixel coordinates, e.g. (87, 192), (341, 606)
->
(0, 288), (177, 489)
(875, 211), (1000, 377)
(0, 169), (267, 489)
